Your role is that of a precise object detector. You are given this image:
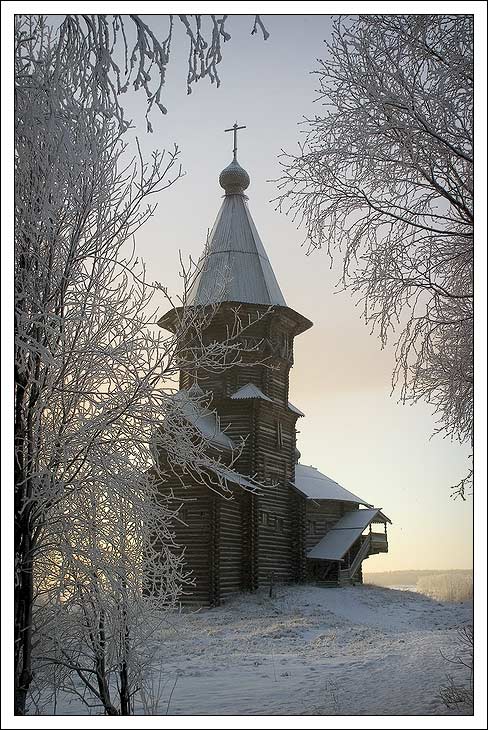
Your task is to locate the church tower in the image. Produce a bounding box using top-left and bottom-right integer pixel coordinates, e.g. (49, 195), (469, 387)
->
(158, 126), (312, 603)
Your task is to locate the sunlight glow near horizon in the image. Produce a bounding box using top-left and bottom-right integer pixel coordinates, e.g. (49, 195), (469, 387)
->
(123, 14), (472, 572)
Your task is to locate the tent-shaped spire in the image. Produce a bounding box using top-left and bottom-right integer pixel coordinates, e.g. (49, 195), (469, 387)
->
(187, 155), (286, 307)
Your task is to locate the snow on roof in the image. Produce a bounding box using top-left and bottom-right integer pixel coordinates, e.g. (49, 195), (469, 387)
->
(292, 464), (372, 506)
(230, 383), (272, 401)
(288, 401), (305, 417)
(230, 388), (305, 419)
(307, 508), (381, 561)
(173, 389), (234, 451)
(207, 463), (261, 493)
(187, 192), (286, 307)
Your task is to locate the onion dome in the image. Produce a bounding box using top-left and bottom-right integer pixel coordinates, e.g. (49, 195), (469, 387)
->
(219, 159), (250, 195)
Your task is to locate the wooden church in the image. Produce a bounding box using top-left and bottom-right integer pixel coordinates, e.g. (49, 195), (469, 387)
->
(156, 126), (390, 606)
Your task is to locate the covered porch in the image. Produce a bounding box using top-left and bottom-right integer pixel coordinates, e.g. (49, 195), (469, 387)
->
(306, 508), (391, 585)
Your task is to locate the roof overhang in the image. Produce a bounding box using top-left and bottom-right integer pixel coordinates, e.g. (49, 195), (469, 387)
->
(158, 302), (312, 337)
(307, 508), (391, 561)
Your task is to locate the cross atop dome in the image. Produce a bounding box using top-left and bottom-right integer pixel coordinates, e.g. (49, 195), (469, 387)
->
(220, 122), (250, 195)
(224, 121), (246, 161)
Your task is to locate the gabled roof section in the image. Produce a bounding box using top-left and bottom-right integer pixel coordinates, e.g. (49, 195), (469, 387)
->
(292, 464), (372, 506)
(307, 508), (384, 561)
(230, 386), (306, 418)
(288, 401), (305, 417)
(230, 383), (272, 402)
(187, 193), (286, 307)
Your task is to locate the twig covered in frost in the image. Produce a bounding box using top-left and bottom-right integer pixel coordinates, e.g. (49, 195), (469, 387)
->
(14, 14), (268, 715)
(18, 13), (269, 131)
(439, 624), (473, 710)
(275, 15), (473, 492)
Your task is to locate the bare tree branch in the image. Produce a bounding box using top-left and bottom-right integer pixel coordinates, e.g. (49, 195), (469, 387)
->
(274, 15), (473, 470)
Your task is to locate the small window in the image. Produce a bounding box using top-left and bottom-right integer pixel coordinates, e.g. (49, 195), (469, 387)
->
(276, 420), (283, 449)
(282, 333), (289, 358)
(259, 510), (269, 526)
(260, 511), (284, 533)
(263, 458), (272, 483)
(307, 520), (317, 535)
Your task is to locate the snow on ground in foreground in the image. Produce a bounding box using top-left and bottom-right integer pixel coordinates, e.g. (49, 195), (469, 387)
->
(57, 585), (473, 716)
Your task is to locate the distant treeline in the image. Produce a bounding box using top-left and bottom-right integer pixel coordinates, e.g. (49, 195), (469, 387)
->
(364, 569), (472, 587)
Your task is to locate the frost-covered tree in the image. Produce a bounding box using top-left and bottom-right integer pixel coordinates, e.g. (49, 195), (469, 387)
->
(275, 15), (473, 496)
(14, 14), (266, 715)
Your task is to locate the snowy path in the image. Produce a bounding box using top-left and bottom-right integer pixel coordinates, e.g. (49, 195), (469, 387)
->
(144, 585), (472, 716)
(52, 585), (473, 716)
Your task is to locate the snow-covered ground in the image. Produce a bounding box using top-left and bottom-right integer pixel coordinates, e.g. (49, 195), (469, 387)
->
(50, 584), (473, 716)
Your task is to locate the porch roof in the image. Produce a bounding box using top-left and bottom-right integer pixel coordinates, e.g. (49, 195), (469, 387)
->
(307, 508), (390, 561)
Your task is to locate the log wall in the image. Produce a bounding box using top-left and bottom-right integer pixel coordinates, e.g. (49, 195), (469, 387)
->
(218, 492), (244, 600)
(253, 400), (298, 585)
(155, 474), (215, 606)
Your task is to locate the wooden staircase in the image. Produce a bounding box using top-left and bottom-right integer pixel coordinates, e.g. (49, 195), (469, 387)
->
(339, 534), (371, 585)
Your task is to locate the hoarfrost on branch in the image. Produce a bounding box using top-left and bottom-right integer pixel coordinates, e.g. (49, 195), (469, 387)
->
(14, 14), (267, 715)
(275, 15), (473, 496)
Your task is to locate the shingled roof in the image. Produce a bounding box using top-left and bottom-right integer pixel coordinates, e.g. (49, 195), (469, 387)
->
(186, 158), (286, 307)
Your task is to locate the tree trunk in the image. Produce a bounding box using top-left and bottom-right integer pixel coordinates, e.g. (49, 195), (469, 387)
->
(14, 536), (34, 715)
(14, 369), (34, 715)
(119, 607), (131, 715)
(119, 660), (130, 715)
(95, 611), (119, 715)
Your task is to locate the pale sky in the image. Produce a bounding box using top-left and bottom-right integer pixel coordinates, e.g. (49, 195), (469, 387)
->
(120, 14), (472, 572)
